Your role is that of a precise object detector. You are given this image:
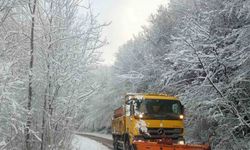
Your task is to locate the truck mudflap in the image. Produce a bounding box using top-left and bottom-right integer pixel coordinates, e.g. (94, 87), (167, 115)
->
(133, 141), (211, 150)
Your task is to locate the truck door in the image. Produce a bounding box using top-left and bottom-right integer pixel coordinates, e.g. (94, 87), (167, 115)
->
(125, 100), (133, 133)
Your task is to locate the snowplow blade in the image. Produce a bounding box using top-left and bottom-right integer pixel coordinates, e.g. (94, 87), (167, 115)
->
(134, 142), (211, 150)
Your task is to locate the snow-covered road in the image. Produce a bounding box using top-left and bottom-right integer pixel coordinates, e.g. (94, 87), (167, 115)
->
(72, 135), (110, 150)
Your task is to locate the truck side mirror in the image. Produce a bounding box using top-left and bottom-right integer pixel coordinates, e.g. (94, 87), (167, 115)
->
(125, 104), (131, 116)
(181, 105), (185, 114)
(130, 102), (134, 115)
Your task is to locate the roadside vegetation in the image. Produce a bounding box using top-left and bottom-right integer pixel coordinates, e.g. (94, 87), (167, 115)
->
(1, 0), (250, 150)
(83, 0), (250, 149)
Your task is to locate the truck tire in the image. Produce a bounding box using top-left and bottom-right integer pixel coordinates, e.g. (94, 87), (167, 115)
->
(124, 138), (136, 150)
(124, 138), (130, 150)
(130, 144), (137, 150)
(113, 136), (119, 150)
(113, 141), (119, 150)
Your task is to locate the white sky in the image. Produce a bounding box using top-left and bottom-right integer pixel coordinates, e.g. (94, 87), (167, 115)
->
(91, 0), (169, 65)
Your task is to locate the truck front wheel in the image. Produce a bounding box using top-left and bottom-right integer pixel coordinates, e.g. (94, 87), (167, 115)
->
(130, 144), (137, 150)
(124, 138), (130, 150)
(113, 136), (119, 150)
(113, 141), (119, 150)
(124, 139), (136, 150)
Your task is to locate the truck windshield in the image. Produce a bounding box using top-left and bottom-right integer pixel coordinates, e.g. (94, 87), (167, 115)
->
(134, 99), (182, 120)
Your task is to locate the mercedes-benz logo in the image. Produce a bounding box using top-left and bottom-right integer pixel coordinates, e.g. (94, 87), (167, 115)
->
(158, 128), (164, 135)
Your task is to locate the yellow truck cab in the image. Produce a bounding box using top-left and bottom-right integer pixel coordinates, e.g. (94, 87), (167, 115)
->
(111, 93), (185, 150)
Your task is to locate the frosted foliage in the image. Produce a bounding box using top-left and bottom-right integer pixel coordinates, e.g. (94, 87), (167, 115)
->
(79, 67), (124, 132)
(1, 0), (250, 149)
(0, 0), (107, 149)
(111, 0), (250, 149)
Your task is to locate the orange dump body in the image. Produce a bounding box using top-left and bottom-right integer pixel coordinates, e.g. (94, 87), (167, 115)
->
(134, 141), (211, 150)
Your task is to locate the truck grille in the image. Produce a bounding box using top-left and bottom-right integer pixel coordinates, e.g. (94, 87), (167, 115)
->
(146, 128), (183, 139)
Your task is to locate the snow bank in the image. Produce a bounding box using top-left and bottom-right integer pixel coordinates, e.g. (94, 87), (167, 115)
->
(72, 135), (109, 150)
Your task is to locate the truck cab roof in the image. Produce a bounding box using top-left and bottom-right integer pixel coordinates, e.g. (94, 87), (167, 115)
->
(125, 93), (178, 103)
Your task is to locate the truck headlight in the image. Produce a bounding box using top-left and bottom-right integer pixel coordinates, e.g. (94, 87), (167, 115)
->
(179, 115), (184, 119)
(139, 114), (143, 118)
(178, 140), (185, 145)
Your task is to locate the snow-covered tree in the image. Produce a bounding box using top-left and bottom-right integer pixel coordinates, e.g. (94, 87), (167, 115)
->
(112, 0), (250, 149)
(0, 0), (107, 149)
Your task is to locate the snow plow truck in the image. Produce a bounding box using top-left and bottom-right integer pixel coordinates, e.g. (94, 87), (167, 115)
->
(111, 93), (211, 150)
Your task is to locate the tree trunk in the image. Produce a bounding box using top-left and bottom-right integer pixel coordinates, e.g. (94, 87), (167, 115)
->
(25, 0), (37, 149)
(40, 88), (47, 150)
(41, 2), (53, 149)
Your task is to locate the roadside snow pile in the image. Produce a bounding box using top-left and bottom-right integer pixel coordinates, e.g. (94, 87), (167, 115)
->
(72, 135), (109, 150)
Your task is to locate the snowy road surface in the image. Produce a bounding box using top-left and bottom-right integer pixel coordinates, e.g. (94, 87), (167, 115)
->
(81, 132), (112, 140)
(72, 135), (110, 150)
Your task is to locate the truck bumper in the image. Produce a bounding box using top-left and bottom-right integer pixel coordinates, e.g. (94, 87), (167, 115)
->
(133, 141), (211, 150)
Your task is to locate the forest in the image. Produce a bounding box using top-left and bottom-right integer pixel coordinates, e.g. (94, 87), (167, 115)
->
(0, 0), (250, 150)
